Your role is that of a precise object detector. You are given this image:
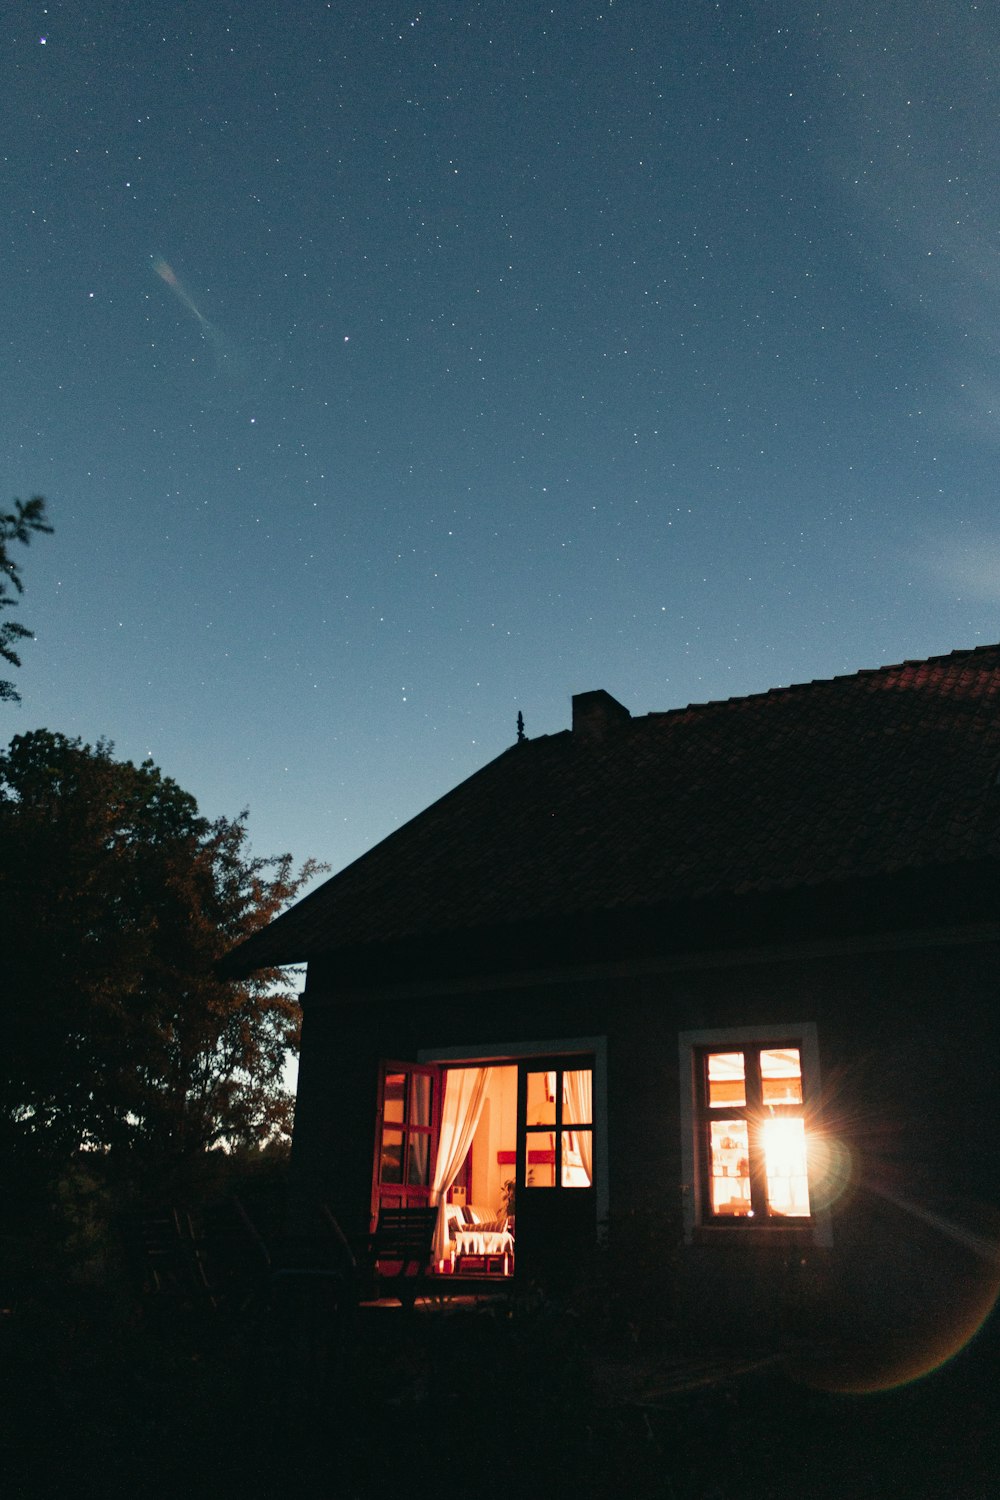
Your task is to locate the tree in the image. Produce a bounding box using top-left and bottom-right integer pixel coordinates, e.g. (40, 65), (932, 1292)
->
(1, 496), (53, 702)
(0, 729), (321, 1184)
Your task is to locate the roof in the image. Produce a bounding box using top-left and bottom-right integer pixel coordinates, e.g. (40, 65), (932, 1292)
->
(227, 644), (1000, 973)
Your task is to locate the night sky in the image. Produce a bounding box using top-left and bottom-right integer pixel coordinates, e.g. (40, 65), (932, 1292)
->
(5, 0), (1000, 883)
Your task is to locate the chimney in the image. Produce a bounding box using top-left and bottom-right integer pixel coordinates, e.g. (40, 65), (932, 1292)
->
(571, 689), (631, 741)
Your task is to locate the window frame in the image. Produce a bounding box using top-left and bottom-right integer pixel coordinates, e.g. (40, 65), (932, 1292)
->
(678, 1023), (832, 1247)
(517, 1058), (595, 1191)
(418, 1035), (609, 1232)
(370, 1060), (440, 1224)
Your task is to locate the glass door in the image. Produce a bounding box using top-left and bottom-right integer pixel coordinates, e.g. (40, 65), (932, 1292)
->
(371, 1061), (440, 1222)
(515, 1057), (596, 1284)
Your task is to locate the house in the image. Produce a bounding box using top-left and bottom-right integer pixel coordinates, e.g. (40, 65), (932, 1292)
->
(226, 645), (1000, 1373)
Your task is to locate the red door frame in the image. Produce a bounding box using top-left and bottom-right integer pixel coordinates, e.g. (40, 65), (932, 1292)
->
(371, 1060), (441, 1228)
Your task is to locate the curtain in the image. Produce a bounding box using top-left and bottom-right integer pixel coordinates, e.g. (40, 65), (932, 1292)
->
(564, 1068), (593, 1185)
(430, 1066), (495, 1263)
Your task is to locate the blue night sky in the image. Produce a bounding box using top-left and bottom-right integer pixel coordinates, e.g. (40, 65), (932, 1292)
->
(5, 0), (1000, 883)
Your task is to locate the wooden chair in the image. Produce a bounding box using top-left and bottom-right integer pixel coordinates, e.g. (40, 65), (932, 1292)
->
(370, 1205), (439, 1308)
(126, 1207), (217, 1311)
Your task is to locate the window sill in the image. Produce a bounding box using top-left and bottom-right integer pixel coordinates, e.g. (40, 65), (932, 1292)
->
(692, 1221), (814, 1246)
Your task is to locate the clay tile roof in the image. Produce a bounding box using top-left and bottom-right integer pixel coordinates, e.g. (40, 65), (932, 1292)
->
(227, 644), (1000, 971)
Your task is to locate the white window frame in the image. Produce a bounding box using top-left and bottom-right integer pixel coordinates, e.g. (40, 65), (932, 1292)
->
(678, 1023), (832, 1247)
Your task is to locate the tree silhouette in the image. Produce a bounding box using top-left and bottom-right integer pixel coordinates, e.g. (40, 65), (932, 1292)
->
(1, 496), (53, 702)
(0, 729), (322, 1184)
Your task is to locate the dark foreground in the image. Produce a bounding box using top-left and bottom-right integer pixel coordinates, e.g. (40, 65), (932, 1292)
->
(2, 1280), (997, 1500)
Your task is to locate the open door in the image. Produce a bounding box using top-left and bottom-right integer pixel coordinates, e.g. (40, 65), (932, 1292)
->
(371, 1061), (441, 1225)
(372, 1054), (597, 1286)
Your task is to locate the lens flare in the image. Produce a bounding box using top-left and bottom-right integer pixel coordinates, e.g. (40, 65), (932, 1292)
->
(805, 1131), (855, 1213)
(789, 1193), (1000, 1395)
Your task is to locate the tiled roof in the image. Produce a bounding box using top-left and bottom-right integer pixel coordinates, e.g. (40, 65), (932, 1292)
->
(228, 644), (1000, 970)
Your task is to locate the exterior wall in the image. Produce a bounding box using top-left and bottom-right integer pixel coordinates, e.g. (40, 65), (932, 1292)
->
(293, 935), (1000, 1356)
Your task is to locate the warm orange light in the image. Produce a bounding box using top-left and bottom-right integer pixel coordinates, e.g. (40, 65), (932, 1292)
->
(763, 1117), (806, 1167)
(763, 1117), (810, 1216)
(706, 1051), (746, 1107)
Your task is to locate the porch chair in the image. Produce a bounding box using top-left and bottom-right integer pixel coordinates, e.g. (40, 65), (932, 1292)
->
(370, 1205), (440, 1308)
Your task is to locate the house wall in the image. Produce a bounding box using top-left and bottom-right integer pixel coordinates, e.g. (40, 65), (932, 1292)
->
(294, 934), (1000, 1359)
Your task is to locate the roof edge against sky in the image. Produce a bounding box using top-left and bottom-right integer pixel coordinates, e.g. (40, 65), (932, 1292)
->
(221, 641), (1000, 978)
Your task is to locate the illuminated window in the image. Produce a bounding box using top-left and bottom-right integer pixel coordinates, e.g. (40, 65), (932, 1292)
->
(679, 1026), (829, 1241)
(376, 1066), (434, 1196)
(522, 1064), (594, 1189)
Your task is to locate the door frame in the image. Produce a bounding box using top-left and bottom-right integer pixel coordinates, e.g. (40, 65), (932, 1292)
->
(417, 1035), (609, 1234)
(371, 1059), (442, 1226)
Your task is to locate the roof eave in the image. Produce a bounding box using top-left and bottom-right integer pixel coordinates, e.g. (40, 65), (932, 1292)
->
(229, 857), (1000, 986)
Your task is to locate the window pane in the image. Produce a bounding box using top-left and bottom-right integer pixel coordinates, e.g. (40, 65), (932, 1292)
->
(708, 1120), (752, 1215)
(525, 1132), (555, 1187)
(707, 1052), (746, 1108)
(383, 1072), (405, 1124)
(763, 1118), (810, 1216)
(410, 1072), (432, 1126)
(381, 1127), (404, 1183)
(561, 1129), (593, 1186)
(563, 1069), (592, 1126)
(526, 1071), (556, 1125)
(760, 1048), (803, 1106)
(408, 1132), (430, 1187)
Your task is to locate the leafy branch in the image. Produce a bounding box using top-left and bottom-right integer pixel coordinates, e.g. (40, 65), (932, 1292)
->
(1, 496), (53, 702)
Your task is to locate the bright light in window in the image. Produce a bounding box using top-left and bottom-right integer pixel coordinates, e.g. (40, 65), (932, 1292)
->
(763, 1117), (810, 1216)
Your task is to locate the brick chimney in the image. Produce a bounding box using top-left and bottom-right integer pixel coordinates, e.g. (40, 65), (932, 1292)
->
(571, 689), (631, 741)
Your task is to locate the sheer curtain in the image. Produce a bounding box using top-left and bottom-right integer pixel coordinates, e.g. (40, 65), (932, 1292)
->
(431, 1066), (495, 1263)
(564, 1068), (593, 1185)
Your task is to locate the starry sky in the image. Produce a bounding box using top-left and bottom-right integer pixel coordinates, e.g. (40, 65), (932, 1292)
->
(5, 0), (1000, 884)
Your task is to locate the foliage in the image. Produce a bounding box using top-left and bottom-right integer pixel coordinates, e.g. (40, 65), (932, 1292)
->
(0, 495), (52, 702)
(0, 728), (321, 1185)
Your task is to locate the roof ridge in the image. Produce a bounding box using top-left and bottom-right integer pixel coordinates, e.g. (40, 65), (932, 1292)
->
(640, 642), (1000, 722)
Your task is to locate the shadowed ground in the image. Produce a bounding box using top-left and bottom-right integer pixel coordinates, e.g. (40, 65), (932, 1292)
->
(2, 1278), (997, 1500)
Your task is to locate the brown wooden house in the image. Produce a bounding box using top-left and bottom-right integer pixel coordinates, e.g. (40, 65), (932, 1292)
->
(226, 645), (1000, 1366)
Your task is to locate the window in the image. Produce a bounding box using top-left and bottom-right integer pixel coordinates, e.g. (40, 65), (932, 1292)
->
(373, 1062), (437, 1214)
(419, 1035), (609, 1248)
(701, 1045), (809, 1219)
(678, 1025), (832, 1245)
(521, 1064), (594, 1188)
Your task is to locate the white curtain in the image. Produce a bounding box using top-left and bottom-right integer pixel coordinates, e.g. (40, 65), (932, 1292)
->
(564, 1068), (593, 1185)
(431, 1066), (495, 1263)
